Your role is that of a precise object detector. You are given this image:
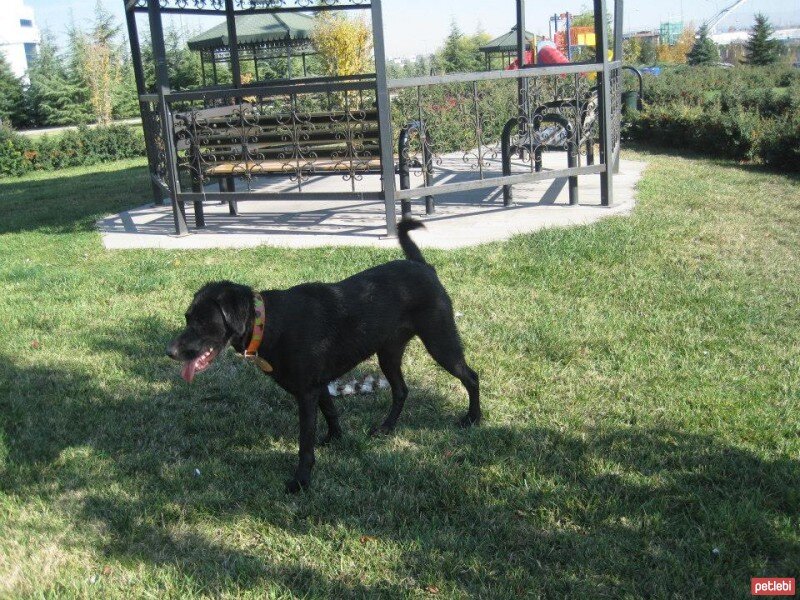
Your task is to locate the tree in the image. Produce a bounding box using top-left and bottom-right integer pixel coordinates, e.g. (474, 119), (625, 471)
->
(0, 53), (25, 127)
(623, 37), (642, 64)
(657, 26), (695, 64)
(83, 2), (124, 124)
(436, 21), (489, 74)
(311, 13), (373, 77)
(744, 14), (782, 66)
(639, 39), (657, 65)
(25, 26), (93, 126)
(687, 25), (720, 65)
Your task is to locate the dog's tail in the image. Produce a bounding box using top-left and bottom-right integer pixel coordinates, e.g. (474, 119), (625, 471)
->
(397, 218), (426, 264)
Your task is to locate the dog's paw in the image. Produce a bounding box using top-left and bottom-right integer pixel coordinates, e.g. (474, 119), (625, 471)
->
(368, 424), (394, 437)
(458, 413), (481, 428)
(318, 428), (343, 446)
(285, 477), (310, 494)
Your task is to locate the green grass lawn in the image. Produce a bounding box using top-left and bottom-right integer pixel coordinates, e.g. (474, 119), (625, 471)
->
(0, 153), (798, 598)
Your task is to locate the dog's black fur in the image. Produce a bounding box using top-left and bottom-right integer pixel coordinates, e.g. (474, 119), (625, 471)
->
(167, 219), (480, 492)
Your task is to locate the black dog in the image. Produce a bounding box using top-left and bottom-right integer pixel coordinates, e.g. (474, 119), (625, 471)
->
(167, 219), (480, 492)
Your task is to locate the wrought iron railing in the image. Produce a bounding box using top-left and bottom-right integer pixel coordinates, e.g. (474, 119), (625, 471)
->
(386, 62), (621, 204)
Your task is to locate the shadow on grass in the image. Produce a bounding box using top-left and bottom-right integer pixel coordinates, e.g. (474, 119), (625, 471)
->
(1, 316), (798, 597)
(0, 164), (152, 235)
(623, 140), (800, 183)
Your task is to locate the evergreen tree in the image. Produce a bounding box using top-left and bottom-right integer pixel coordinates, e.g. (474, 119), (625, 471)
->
(687, 25), (720, 65)
(0, 53), (25, 127)
(744, 14), (782, 66)
(25, 29), (91, 126)
(140, 25), (203, 90)
(437, 21), (488, 74)
(114, 39), (140, 119)
(639, 39), (657, 65)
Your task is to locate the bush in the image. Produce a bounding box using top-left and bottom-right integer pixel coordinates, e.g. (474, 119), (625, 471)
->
(626, 106), (761, 161)
(0, 126), (34, 177)
(760, 115), (800, 172)
(0, 124), (146, 178)
(626, 65), (800, 171)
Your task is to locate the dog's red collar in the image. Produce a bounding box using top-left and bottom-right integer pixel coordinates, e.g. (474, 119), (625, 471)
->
(242, 293), (272, 373)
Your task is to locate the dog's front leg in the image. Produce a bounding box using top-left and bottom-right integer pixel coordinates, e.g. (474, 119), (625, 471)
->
(286, 390), (318, 493)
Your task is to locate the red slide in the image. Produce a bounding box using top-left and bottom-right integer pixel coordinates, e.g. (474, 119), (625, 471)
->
(537, 45), (570, 65)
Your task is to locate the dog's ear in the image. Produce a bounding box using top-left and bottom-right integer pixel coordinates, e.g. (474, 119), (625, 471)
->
(212, 283), (250, 340)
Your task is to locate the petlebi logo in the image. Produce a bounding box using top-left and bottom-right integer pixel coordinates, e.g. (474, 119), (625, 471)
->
(751, 578), (795, 596)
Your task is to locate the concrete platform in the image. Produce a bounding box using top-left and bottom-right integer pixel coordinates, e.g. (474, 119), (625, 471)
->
(98, 153), (647, 250)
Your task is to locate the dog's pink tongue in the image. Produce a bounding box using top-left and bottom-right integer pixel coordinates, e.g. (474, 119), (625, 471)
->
(181, 360), (197, 383)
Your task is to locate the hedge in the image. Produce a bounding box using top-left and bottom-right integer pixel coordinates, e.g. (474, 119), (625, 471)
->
(625, 65), (800, 171)
(0, 125), (146, 178)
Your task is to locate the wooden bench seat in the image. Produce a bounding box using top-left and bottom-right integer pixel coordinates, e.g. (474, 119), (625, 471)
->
(172, 102), (431, 228)
(204, 157), (383, 176)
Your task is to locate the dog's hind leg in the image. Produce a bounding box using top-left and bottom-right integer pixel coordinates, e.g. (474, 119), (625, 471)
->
(370, 338), (411, 436)
(318, 387), (342, 445)
(415, 313), (481, 427)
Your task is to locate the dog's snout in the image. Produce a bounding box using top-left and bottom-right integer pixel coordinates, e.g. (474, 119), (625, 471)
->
(166, 340), (179, 359)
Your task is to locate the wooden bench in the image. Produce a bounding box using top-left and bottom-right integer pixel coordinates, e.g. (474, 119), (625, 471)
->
(173, 103), (428, 227)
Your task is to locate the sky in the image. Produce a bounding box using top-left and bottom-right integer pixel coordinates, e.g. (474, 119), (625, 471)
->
(27, 0), (800, 59)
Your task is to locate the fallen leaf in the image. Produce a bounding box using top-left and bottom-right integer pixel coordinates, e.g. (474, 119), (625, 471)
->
(359, 535), (376, 544)
(31, 340), (40, 349)
(102, 565), (112, 576)
(425, 585), (440, 594)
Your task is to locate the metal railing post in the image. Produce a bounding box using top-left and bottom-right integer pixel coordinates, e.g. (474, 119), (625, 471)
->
(371, 0), (398, 236)
(594, 0), (615, 206)
(148, 0), (188, 235)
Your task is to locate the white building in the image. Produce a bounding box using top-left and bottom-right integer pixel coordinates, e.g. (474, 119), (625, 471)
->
(0, 0), (41, 81)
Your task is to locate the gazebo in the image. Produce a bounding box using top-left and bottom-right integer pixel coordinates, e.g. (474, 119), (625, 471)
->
(187, 12), (316, 85)
(124, 0), (624, 238)
(479, 25), (536, 70)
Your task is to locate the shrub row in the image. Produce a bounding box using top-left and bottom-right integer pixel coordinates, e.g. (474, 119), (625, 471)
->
(624, 65), (800, 171)
(0, 125), (146, 178)
(625, 106), (800, 171)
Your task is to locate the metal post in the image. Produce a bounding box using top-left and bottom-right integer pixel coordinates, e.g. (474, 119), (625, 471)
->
(613, 0), (624, 174)
(371, 0), (398, 236)
(515, 1), (526, 103)
(224, 0), (242, 88)
(124, 4), (163, 206)
(286, 35), (293, 79)
(594, 0), (614, 207)
(566, 13), (572, 60)
(148, 0), (188, 235)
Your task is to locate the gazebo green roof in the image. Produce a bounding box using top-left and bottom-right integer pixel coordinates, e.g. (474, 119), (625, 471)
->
(187, 12), (315, 51)
(479, 26), (536, 52)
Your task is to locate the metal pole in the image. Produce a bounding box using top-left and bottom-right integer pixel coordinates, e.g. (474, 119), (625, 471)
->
(371, 0), (398, 236)
(148, 0), (188, 235)
(566, 13), (572, 60)
(124, 4), (163, 206)
(594, 0), (614, 206)
(613, 0), (624, 174)
(516, 0), (527, 159)
(224, 0), (242, 88)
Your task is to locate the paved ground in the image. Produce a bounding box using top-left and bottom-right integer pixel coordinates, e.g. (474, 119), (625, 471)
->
(98, 152), (647, 250)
